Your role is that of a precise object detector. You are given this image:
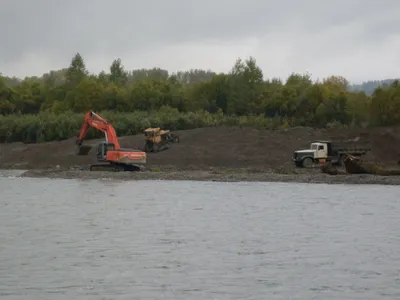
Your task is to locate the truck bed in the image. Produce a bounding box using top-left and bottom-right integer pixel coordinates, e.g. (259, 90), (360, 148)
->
(331, 141), (371, 153)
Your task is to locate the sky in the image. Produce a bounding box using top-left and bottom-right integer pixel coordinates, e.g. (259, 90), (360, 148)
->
(1, 0), (399, 84)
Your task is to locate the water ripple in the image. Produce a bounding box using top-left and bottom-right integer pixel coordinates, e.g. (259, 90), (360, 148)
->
(1, 178), (400, 299)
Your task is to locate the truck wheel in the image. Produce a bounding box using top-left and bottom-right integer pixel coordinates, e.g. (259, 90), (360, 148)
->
(302, 157), (313, 168)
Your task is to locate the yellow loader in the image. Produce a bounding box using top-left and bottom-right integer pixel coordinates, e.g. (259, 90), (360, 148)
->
(143, 127), (179, 152)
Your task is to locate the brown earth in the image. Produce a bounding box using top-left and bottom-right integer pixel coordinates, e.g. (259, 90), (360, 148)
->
(1, 125), (400, 173)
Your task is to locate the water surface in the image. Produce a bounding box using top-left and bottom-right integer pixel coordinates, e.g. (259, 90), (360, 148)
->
(1, 175), (399, 299)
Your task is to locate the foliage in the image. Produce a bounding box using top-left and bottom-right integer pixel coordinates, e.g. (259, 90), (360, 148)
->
(0, 53), (399, 143)
(0, 107), (282, 143)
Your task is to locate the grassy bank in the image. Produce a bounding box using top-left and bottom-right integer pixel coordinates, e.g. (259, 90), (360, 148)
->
(0, 107), (286, 143)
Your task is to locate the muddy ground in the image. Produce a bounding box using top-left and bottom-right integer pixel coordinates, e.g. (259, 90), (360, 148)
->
(1, 125), (400, 184)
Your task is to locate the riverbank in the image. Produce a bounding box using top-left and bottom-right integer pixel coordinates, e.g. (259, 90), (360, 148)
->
(1, 125), (400, 185)
(14, 167), (400, 185)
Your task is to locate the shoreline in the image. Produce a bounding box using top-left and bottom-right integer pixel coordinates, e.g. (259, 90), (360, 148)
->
(2, 125), (400, 186)
(4, 167), (400, 185)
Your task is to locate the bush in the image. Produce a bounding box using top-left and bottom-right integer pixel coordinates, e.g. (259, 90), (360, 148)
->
(0, 109), (286, 143)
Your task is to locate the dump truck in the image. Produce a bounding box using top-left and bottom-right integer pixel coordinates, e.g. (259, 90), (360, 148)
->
(293, 140), (371, 168)
(143, 127), (179, 152)
(76, 111), (147, 172)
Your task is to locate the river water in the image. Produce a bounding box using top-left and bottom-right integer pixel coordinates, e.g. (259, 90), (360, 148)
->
(1, 170), (400, 299)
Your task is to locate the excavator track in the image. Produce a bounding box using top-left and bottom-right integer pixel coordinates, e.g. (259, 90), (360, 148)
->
(89, 163), (141, 172)
(89, 164), (120, 172)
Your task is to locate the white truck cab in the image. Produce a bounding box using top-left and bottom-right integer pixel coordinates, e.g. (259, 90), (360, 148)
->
(310, 142), (328, 159)
(293, 141), (332, 167)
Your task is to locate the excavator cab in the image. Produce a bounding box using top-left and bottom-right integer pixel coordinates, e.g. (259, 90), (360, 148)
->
(96, 141), (115, 161)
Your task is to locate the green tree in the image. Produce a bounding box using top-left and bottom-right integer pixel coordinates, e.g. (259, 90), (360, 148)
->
(227, 57), (264, 115)
(67, 77), (104, 112)
(65, 53), (88, 89)
(109, 58), (128, 86)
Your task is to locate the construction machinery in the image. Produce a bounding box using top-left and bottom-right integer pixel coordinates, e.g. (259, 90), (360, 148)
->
(143, 127), (179, 152)
(293, 140), (371, 168)
(76, 111), (147, 172)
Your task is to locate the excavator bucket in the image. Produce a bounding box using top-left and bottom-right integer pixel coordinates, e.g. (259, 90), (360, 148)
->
(76, 144), (92, 155)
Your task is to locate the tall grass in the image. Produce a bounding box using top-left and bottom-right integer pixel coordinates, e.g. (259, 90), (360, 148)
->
(0, 107), (284, 143)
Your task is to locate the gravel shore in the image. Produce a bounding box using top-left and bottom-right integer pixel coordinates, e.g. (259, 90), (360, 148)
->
(17, 168), (400, 185)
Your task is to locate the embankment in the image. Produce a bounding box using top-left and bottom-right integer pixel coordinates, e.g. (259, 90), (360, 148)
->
(1, 125), (400, 184)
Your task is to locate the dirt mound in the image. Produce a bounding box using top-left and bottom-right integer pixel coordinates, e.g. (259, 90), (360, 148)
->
(368, 128), (400, 164)
(1, 125), (399, 171)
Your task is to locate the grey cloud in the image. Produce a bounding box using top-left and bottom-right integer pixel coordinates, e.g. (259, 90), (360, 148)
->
(1, 0), (399, 82)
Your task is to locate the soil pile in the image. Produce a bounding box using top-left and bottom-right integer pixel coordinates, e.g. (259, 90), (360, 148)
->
(1, 125), (399, 171)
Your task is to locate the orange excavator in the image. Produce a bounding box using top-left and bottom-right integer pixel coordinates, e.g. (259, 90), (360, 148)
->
(75, 110), (147, 172)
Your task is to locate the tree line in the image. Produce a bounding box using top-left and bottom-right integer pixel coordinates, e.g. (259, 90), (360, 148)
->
(0, 53), (399, 143)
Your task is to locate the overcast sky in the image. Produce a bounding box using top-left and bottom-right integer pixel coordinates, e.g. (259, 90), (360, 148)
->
(1, 0), (399, 83)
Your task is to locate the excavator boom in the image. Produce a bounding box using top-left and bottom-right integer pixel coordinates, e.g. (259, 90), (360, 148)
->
(76, 111), (120, 149)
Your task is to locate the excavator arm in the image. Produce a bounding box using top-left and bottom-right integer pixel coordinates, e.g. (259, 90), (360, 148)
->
(76, 111), (120, 149)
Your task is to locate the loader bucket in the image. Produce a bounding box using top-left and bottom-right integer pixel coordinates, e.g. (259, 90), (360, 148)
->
(76, 145), (92, 155)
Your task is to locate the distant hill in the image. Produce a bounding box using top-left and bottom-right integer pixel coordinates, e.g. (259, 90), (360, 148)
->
(349, 79), (397, 95)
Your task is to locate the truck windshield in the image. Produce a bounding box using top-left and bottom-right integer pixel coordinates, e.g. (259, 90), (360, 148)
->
(310, 144), (318, 150)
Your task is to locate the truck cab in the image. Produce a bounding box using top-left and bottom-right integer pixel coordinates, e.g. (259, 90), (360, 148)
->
(312, 142), (329, 159)
(293, 141), (331, 167)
